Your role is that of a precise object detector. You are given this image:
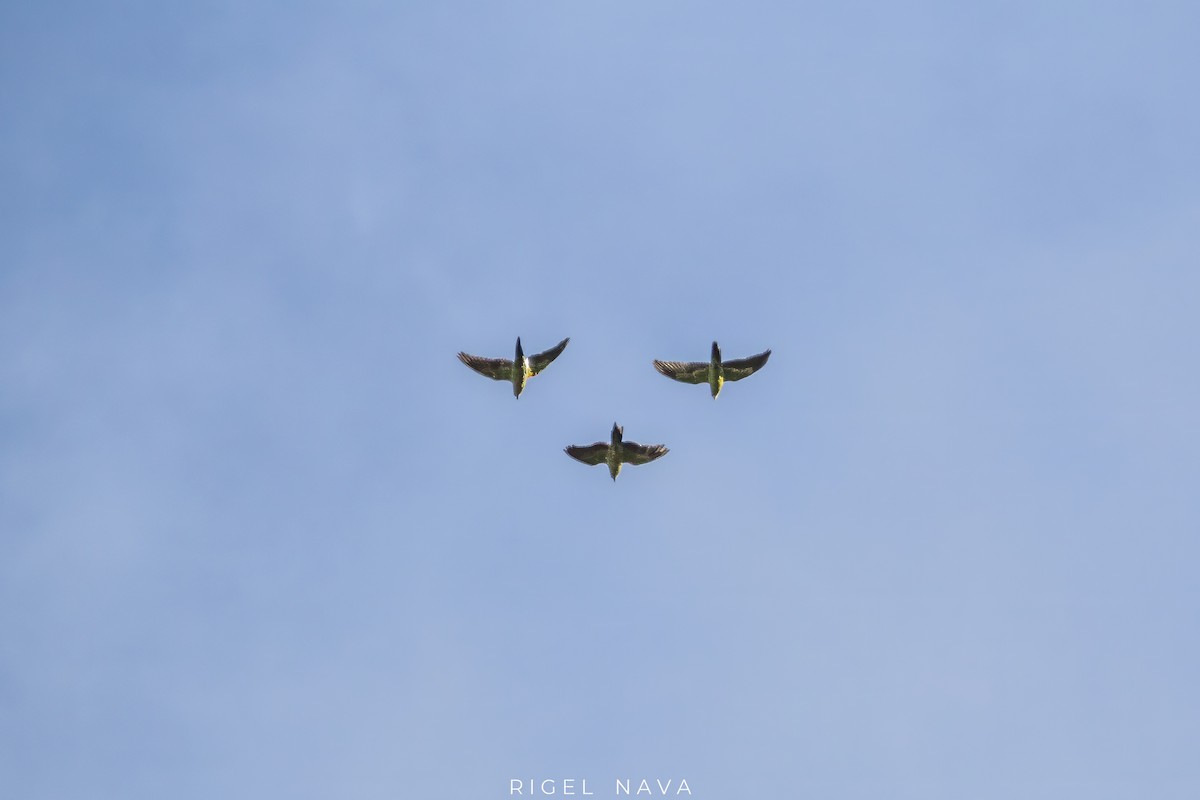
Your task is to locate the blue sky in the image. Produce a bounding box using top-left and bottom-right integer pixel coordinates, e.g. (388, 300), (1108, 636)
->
(2, 2), (1198, 798)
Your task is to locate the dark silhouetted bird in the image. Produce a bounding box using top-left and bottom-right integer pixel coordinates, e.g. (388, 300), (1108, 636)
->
(457, 336), (569, 398)
(565, 423), (668, 481)
(653, 341), (771, 398)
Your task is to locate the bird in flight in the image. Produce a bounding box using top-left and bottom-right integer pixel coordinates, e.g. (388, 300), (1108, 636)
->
(565, 422), (669, 481)
(653, 341), (771, 399)
(457, 336), (570, 398)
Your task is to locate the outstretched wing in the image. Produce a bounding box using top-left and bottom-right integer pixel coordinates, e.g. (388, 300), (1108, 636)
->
(721, 349), (771, 382)
(564, 443), (609, 465)
(528, 337), (570, 376)
(653, 360), (709, 384)
(458, 352), (513, 381)
(621, 442), (669, 465)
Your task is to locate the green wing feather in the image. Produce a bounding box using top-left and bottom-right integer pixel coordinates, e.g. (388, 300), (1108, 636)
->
(564, 443), (609, 466)
(622, 442), (669, 465)
(528, 337), (570, 376)
(457, 352), (513, 380)
(721, 349), (771, 382)
(653, 360), (709, 384)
